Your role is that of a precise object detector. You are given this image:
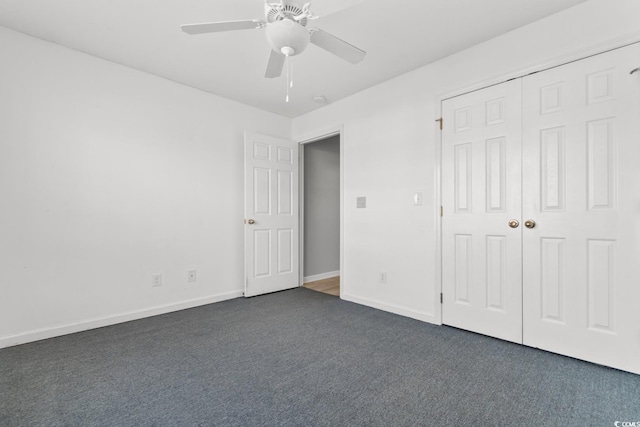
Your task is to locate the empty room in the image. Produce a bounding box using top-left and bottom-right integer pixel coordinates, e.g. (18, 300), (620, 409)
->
(1, 0), (640, 425)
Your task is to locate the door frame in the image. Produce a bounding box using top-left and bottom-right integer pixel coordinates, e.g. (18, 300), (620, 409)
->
(435, 32), (640, 324)
(297, 125), (345, 297)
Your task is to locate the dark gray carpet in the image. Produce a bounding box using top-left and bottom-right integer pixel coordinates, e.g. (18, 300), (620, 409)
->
(1, 288), (639, 426)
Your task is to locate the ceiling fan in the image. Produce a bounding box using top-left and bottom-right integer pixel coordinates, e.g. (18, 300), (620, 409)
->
(181, 0), (367, 79)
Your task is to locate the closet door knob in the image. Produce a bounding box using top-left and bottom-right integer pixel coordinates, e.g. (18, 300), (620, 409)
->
(508, 220), (520, 229)
(524, 220), (536, 229)
(246, 219), (255, 225)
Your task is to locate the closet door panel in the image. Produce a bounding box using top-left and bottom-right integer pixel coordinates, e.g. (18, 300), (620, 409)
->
(442, 79), (523, 344)
(522, 43), (640, 374)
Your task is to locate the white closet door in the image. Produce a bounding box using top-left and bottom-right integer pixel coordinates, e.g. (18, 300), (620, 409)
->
(441, 79), (523, 344)
(522, 44), (640, 374)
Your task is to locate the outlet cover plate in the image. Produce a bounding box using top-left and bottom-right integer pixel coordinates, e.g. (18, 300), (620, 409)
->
(152, 274), (162, 287)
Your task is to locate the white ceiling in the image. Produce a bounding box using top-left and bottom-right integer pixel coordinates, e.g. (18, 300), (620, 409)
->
(0, 0), (587, 118)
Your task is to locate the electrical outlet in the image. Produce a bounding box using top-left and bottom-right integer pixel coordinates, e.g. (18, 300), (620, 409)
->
(379, 271), (387, 284)
(188, 270), (197, 283)
(152, 274), (162, 287)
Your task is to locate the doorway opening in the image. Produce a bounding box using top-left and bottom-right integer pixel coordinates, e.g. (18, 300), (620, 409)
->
(300, 134), (341, 297)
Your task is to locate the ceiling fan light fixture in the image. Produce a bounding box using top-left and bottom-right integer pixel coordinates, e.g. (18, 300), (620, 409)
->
(265, 18), (310, 56)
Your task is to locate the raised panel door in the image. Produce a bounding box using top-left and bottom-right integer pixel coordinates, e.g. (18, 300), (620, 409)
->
(522, 43), (640, 374)
(244, 133), (299, 297)
(441, 79), (523, 344)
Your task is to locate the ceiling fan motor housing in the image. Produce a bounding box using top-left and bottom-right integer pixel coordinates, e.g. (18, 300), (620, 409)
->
(265, 18), (310, 56)
(265, 1), (309, 26)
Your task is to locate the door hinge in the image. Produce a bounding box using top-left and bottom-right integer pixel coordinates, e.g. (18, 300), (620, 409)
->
(436, 117), (443, 130)
(440, 293), (443, 304)
(440, 206), (443, 217)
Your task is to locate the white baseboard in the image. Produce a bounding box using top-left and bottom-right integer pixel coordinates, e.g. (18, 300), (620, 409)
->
(0, 290), (243, 349)
(341, 292), (440, 325)
(303, 270), (340, 283)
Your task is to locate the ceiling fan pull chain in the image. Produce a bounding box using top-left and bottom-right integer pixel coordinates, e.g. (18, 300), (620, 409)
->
(285, 54), (290, 102)
(290, 57), (294, 88)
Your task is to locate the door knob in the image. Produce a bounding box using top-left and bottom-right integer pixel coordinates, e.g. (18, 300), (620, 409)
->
(524, 219), (536, 229)
(246, 219), (255, 225)
(508, 219), (520, 228)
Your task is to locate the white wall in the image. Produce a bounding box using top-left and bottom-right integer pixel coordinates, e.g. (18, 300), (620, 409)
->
(3, 0), (639, 347)
(292, 0), (640, 323)
(0, 27), (291, 347)
(303, 135), (340, 280)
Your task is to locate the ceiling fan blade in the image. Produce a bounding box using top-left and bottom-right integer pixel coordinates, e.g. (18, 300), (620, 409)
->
(265, 50), (286, 78)
(181, 19), (264, 35)
(310, 28), (366, 64)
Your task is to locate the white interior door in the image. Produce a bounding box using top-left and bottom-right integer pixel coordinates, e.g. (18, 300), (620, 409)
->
(244, 132), (299, 297)
(522, 44), (640, 374)
(441, 79), (524, 344)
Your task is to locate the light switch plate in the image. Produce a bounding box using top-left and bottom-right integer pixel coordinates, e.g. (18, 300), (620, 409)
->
(357, 196), (366, 208)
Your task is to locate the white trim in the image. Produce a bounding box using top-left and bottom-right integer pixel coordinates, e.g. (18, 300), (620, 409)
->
(296, 125), (342, 145)
(342, 293), (438, 324)
(433, 105), (443, 325)
(304, 270), (340, 283)
(296, 124), (345, 298)
(439, 32), (640, 103)
(0, 291), (243, 349)
(299, 143), (306, 288)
